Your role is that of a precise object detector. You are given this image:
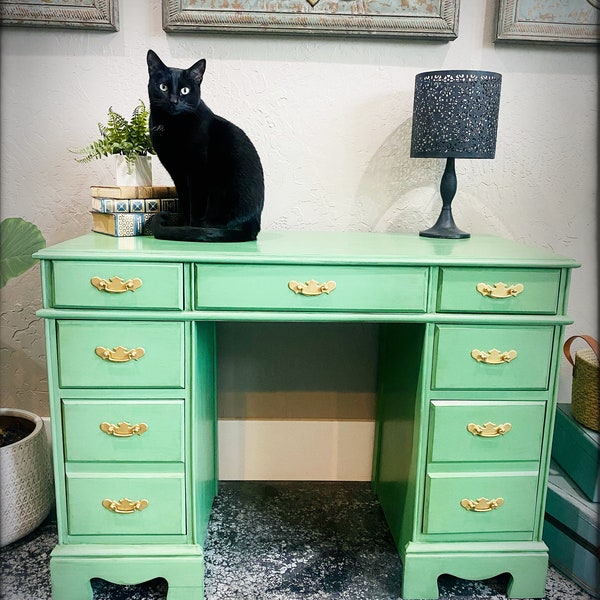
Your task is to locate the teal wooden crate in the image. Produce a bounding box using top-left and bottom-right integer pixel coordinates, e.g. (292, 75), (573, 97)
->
(543, 462), (599, 597)
(552, 403), (600, 502)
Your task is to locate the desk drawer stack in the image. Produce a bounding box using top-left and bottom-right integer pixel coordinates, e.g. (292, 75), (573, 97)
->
(51, 261), (187, 540)
(39, 256), (209, 598)
(35, 232), (577, 600)
(374, 260), (575, 599)
(426, 267), (560, 539)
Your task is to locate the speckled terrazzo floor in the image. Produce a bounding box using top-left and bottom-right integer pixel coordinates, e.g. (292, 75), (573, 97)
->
(0, 482), (595, 600)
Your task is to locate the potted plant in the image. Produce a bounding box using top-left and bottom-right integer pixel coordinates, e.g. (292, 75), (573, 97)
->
(0, 217), (53, 547)
(71, 99), (155, 186)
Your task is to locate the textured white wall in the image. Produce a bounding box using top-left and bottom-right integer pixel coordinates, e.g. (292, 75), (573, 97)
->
(1, 1), (597, 477)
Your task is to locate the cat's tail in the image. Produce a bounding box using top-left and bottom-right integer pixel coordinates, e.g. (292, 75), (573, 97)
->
(151, 212), (259, 243)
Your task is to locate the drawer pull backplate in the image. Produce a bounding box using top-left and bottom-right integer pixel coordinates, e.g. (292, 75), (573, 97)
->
(100, 421), (148, 437)
(476, 282), (524, 299)
(467, 422), (512, 437)
(460, 497), (504, 512)
(95, 346), (145, 363)
(102, 498), (149, 514)
(470, 348), (517, 364)
(91, 276), (142, 293)
(288, 280), (336, 296)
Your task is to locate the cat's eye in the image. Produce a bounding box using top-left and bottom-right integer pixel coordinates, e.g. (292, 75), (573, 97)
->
(180, 87), (190, 96)
(159, 83), (168, 92)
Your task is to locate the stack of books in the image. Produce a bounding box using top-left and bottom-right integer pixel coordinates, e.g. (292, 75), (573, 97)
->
(543, 403), (600, 596)
(90, 185), (178, 237)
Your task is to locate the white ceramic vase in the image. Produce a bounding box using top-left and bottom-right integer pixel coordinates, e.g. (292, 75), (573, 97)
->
(0, 408), (54, 547)
(115, 154), (152, 187)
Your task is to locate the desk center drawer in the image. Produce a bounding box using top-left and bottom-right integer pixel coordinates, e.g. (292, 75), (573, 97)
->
(56, 321), (186, 389)
(195, 264), (428, 313)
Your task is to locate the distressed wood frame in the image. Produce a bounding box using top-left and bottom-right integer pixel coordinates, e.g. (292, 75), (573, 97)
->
(496, 0), (599, 44)
(162, 0), (459, 40)
(0, 0), (119, 31)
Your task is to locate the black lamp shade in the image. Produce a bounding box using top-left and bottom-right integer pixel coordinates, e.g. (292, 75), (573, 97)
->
(410, 70), (502, 159)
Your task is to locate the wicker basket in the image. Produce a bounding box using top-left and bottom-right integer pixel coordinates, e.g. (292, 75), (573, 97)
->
(563, 335), (599, 432)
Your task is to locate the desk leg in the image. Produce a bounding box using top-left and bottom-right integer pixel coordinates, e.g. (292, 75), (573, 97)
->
(50, 558), (93, 600)
(192, 321), (219, 543)
(50, 547), (204, 600)
(401, 543), (549, 599)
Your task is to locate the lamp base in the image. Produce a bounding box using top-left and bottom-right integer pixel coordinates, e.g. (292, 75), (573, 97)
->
(419, 207), (470, 239)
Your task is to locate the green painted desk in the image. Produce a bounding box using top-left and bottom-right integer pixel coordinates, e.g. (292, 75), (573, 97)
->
(35, 231), (578, 599)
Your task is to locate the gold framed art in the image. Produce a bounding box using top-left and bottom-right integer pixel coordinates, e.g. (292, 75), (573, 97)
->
(496, 0), (599, 44)
(0, 0), (119, 31)
(162, 0), (459, 40)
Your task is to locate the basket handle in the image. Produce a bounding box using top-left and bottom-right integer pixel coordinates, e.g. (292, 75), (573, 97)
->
(563, 335), (600, 370)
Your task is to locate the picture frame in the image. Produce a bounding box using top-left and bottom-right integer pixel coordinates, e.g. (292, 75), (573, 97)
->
(496, 0), (599, 44)
(162, 0), (459, 40)
(0, 0), (119, 31)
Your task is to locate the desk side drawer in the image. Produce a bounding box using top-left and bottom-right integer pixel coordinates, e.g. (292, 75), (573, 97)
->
(437, 268), (561, 314)
(195, 264), (428, 313)
(62, 399), (184, 462)
(57, 321), (185, 389)
(424, 472), (539, 535)
(52, 261), (184, 310)
(66, 472), (186, 536)
(432, 325), (555, 391)
(428, 401), (546, 463)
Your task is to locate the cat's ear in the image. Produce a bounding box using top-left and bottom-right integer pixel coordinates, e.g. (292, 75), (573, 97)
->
(187, 59), (207, 86)
(147, 50), (167, 76)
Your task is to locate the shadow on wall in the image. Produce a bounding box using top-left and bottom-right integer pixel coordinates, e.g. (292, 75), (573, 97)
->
(0, 341), (49, 415)
(356, 116), (515, 238)
(217, 321), (378, 420)
(356, 116), (444, 233)
(0, 270), (48, 416)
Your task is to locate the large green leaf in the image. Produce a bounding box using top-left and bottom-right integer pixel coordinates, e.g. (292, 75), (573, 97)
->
(0, 218), (46, 288)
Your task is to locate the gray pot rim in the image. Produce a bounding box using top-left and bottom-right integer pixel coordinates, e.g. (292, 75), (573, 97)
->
(0, 407), (44, 451)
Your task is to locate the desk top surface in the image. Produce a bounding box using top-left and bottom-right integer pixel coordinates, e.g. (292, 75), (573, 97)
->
(35, 231), (578, 268)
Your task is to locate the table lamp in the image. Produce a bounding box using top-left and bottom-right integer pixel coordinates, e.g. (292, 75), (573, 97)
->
(410, 70), (502, 239)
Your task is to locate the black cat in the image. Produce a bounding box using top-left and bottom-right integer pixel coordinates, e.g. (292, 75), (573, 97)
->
(146, 49), (264, 242)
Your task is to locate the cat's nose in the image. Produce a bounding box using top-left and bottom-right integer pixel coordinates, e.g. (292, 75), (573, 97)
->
(169, 94), (179, 105)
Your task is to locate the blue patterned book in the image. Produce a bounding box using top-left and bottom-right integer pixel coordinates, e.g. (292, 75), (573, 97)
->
(91, 212), (154, 237)
(91, 197), (178, 213)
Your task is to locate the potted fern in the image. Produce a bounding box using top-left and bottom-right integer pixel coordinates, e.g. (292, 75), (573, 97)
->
(0, 217), (53, 547)
(71, 100), (155, 186)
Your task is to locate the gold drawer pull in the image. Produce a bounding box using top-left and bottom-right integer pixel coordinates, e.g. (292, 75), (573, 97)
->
(476, 282), (524, 298)
(102, 498), (149, 514)
(100, 421), (148, 437)
(460, 497), (504, 512)
(95, 346), (145, 362)
(467, 422), (512, 437)
(471, 348), (517, 364)
(288, 279), (336, 296)
(91, 276), (142, 293)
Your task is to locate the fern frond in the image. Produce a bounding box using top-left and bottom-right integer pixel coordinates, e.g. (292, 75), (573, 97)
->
(70, 100), (155, 165)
